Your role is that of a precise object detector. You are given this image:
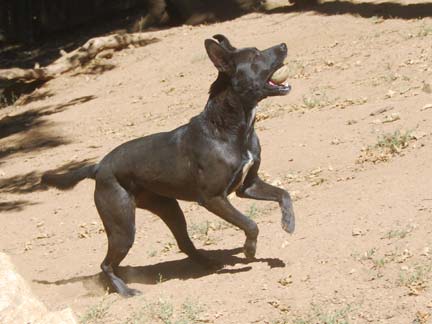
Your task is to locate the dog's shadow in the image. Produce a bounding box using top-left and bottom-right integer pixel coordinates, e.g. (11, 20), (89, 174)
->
(34, 248), (285, 295)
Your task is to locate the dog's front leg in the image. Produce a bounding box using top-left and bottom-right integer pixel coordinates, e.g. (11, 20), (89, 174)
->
(202, 196), (258, 258)
(237, 176), (295, 234)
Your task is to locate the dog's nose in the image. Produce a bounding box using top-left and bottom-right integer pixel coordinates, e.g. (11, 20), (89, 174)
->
(280, 43), (287, 52)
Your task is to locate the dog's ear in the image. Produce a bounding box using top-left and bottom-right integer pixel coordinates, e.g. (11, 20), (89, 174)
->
(205, 39), (233, 74)
(213, 34), (236, 51)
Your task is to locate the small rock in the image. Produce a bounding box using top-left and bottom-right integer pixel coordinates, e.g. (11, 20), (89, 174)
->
(281, 240), (290, 248)
(255, 112), (270, 122)
(422, 81), (432, 94)
(370, 106), (393, 116)
(278, 275), (293, 287)
(310, 167), (322, 175)
(270, 178), (282, 187)
(291, 191), (301, 201)
(421, 247), (430, 257)
(267, 299), (290, 313)
(352, 228), (364, 236)
(385, 90), (396, 98)
(0, 253), (77, 324)
(301, 275), (310, 282)
(421, 103), (432, 111)
(411, 130), (427, 140)
(382, 112), (400, 123)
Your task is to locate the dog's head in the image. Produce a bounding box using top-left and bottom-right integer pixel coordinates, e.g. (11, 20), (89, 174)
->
(205, 34), (291, 103)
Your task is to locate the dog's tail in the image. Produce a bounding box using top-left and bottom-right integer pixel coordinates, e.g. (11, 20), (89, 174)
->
(41, 164), (98, 190)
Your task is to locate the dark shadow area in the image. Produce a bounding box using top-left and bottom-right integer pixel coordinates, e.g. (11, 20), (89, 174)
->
(0, 80), (47, 108)
(0, 95), (95, 140)
(0, 200), (37, 212)
(0, 6), (146, 69)
(0, 0), (260, 70)
(0, 95), (96, 211)
(0, 159), (95, 194)
(0, 96), (95, 163)
(1, 0), (429, 74)
(34, 247), (285, 295)
(0, 171), (47, 194)
(0, 134), (69, 163)
(268, 1), (432, 20)
(13, 89), (55, 106)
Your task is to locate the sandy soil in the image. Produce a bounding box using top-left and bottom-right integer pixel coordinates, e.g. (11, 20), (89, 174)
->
(1, 1), (432, 323)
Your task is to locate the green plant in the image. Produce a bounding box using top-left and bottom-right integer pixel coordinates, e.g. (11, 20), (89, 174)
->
(416, 25), (432, 37)
(383, 225), (413, 240)
(157, 273), (166, 284)
(398, 265), (432, 287)
(80, 298), (111, 324)
(189, 221), (217, 245)
(178, 299), (204, 323)
(161, 241), (176, 253)
(281, 305), (352, 324)
(302, 88), (331, 109)
(247, 203), (259, 219)
(127, 298), (205, 324)
(376, 130), (412, 154)
(357, 130), (415, 164)
(190, 221), (211, 238)
(372, 257), (386, 269)
(362, 248), (377, 260)
(316, 309), (351, 324)
(148, 249), (158, 257)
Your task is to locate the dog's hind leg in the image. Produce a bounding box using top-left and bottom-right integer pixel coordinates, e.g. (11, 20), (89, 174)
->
(136, 191), (220, 268)
(94, 178), (140, 297)
(237, 167), (295, 234)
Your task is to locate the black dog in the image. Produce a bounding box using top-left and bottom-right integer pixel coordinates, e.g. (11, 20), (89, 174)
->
(42, 34), (295, 297)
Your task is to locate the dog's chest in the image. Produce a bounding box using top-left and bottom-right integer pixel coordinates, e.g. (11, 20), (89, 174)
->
(226, 150), (254, 194)
(228, 107), (257, 192)
(247, 106), (257, 132)
(239, 150), (254, 186)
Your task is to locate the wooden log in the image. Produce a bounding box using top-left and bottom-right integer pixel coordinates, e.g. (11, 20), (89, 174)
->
(0, 33), (158, 88)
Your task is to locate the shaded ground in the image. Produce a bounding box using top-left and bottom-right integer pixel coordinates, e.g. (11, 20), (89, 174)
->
(1, 0), (431, 323)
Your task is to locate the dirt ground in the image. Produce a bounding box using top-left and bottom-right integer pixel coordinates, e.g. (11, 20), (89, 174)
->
(1, 0), (432, 323)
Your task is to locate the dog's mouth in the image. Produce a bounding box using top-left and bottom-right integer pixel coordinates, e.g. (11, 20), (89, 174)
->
(267, 64), (291, 95)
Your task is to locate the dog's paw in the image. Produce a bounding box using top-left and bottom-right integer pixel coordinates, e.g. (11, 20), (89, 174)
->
(243, 239), (257, 259)
(120, 287), (142, 298)
(281, 205), (295, 234)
